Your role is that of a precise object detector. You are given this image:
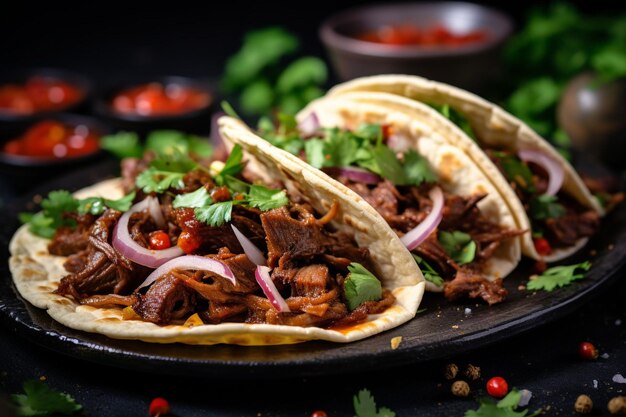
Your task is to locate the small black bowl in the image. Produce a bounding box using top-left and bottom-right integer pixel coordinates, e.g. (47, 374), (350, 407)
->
(0, 114), (109, 194)
(0, 68), (92, 135)
(93, 76), (215, 136)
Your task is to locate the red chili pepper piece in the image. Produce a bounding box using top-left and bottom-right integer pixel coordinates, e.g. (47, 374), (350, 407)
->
(486, 376), (509, 398)
(533, 237), (552, 256)
(149, 397), (170, 416)
(148, 231), (171, 250)
(579, 341), (599, 360)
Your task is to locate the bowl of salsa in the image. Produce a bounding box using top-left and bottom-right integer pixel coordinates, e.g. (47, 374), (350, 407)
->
(0, 69), (91, 123)
(319, 1), (513, 92)
(95, 76), (214, 134)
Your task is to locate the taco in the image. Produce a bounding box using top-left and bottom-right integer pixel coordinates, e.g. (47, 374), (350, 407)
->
(231, 95), (524, 304)
(327, 75), (603, 261)
(9, 139), (423, 345)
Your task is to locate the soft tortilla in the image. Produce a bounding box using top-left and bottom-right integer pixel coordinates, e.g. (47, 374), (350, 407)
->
(10, 167), (423, 345)
(328, 75), (603, 261)
(294, 96), (521, 288)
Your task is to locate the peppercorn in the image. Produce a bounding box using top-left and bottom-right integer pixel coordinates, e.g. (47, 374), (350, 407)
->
(444, 363), (459, 380)
(608, 396), (626, 415)
(464, 364), (481, 381)
(451, 380), (470, 397)
(574, 394), (593, 414)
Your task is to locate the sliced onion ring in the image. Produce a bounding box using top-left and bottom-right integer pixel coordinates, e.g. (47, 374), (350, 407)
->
(400, 186), (444, 251)
(518, 149), (564, 196)
(231, 224), (266, 266)
(113, 197), (184, 268)
(147, 197), (166, 229)
(322, 166), (381, 184)
(298, 112), (320, 136)
(255, 266), (290, 313)
(138, 255), (236, 289)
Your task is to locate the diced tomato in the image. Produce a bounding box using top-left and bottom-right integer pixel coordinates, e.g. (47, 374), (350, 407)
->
(177, 231), (201, 254)
(148, 231), (171, 250)
(533, 237), (552, 256)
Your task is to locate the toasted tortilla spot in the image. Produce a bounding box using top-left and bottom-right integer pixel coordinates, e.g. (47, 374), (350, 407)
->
(53, 298), (73, 305)
(95, 317), (121, 322)
(439, 152), (462, 182)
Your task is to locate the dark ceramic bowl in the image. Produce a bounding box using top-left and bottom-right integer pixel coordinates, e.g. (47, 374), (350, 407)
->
(320, 2), (513, 93)
(0, 68), (92, 135)
(0, 114), (108, 192)
(94, 76), (215, 135)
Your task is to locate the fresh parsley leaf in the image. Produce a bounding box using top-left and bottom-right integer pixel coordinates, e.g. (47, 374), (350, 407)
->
(403, 150), (437, 184)
(354, 124), (383, 144)
(529, 194), (566, 220)
(366, 144), (408, 186)
(344, 263), (382, 311)
(276, 56), (327, 94)
(20, 190), (79, 238)
(493, 151), (536, 193)
(413, 255), (444, 287)
(240, 79), (275, 115)
(100, 131), (143, 159)
(77, 192), (136, 215)
(438, 231), (477, 265)
(215, 144), (244, 185)
(465, 389), (540, 417)
(195, 201), (235, 227)
(135, 167), (186, 193)
(323, 129), (361, 168)
(172, 187), (211, 209)
(353, 389), (396, 417)
(19, 212), (55, 239)
(527, 261), (592, 291)
(144, 130), (212, 159)
(247, 185), (288, 211)
(12, 379), (82, 417)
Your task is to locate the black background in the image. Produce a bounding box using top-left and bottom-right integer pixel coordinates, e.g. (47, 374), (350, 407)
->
(1, 1), (626, 416)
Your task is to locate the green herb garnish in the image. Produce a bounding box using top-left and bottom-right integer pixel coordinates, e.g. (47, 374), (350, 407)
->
(77, 191), (136, 216)
(353, 389), (396, 417)
(527, 261), (592, 291)
(101, 130), (212, 161)
(412, 255), (444, 287)
(529, 194), (566, 220)
(343, 263), (383, 311)
(493, 151), (536, 193)
(195, 201), (236, 227)
(430, 103), (477, 140)
(12, 379), (82, 417)
(438, 231), (477, 265)
(465, 388), (540, 417)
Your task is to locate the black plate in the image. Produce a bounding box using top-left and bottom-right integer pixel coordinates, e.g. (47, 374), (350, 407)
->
(1, 158), (624, 379)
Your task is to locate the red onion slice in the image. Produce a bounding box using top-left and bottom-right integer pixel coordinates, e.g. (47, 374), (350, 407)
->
(322, 166), (381, 184)
(113, 197), (184, 268)
(147, 196), (166, 229)
(255, 266), (291, 313)
(231, 224), (266, 266)
(518, 149), (564, 196)
(138, 255), (236, 289)
(400, 186), (444, 251)
(298, 112), (320, 136)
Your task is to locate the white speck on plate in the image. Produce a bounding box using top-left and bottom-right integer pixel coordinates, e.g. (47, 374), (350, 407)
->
(613, 374), (626, 384)
(601, 353), (610, 359)
(616, 319), (622, 326)
(464, 308), (472, 316)
(593, 379), (598, 389)
(518, 389), (532, 407)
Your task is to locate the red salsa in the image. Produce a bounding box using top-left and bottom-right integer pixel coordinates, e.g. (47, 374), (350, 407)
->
(111, 82), (211, 116)
(0, 76), (84, 115)
(2, 120), (100, 159)
(357, 24), (488, 47)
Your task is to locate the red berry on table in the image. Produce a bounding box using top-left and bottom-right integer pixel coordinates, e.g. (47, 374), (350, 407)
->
(486, 376), (509, 398)
(579, 341), (599, 360)
(311, 411), (328, 417)
(149, 397), (170, 416)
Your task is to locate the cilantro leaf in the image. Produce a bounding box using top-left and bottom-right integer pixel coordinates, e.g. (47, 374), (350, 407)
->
(172, 187), (211, 209)
(77, 192), (136, 216)
(195, 201), (235, 227)
(402, 150), (437, 185)
(304, 139), (326, 169)
(100, 131), (143, 159)
(493, 151), (536, 193)
(12, 380), (82, 416)
(430, 104), (477, 140)
(354, 124), (383, 144)
(247, 185), (288, 211)
(240, 79), (275, 115)
(529, 194), (566, 220)
(413, 255), (444, 287)
(221, 100), (241, 119)
(19, 212), (55, 239)
(465, 389), (541, 417)
(438, 231), (477, 265)
(276, 56), (327, 94)
(20, 190), (79, 238)
(344, 263), (382, 311)
(365, 144), (408, 185)
(353, 389), (396, 417)
(527, 261), (592, 291)
(215, 144), (244, 185)
(323, 128), (361, 168)
(135, 167), (186, 193)
(145, 130), (212, 159)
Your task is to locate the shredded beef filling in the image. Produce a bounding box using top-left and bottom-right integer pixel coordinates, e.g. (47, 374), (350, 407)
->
(339, 176), (520, 304)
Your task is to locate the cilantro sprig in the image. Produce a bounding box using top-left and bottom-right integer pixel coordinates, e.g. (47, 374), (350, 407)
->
(20, 191), (135, 239)
(465, 389), (540, 417)
(527, 261), (592, 291)
(343, 263), (383, 311)
(430, 103), (477, 141)
(353, 389), (395, 417)
(101, 130), (212, 160)
(413, 255), (444, 287)
(438, 231), (477, 265)
(11, 379), (82, 416)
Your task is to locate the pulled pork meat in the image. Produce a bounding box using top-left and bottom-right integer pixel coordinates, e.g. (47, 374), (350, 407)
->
(339, 177), (521, 304)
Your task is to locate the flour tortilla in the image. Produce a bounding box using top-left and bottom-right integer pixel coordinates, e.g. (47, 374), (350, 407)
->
(328, 75), (603, 261)
(10, 166), (423, 345)
(291, 96), (521, 288)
